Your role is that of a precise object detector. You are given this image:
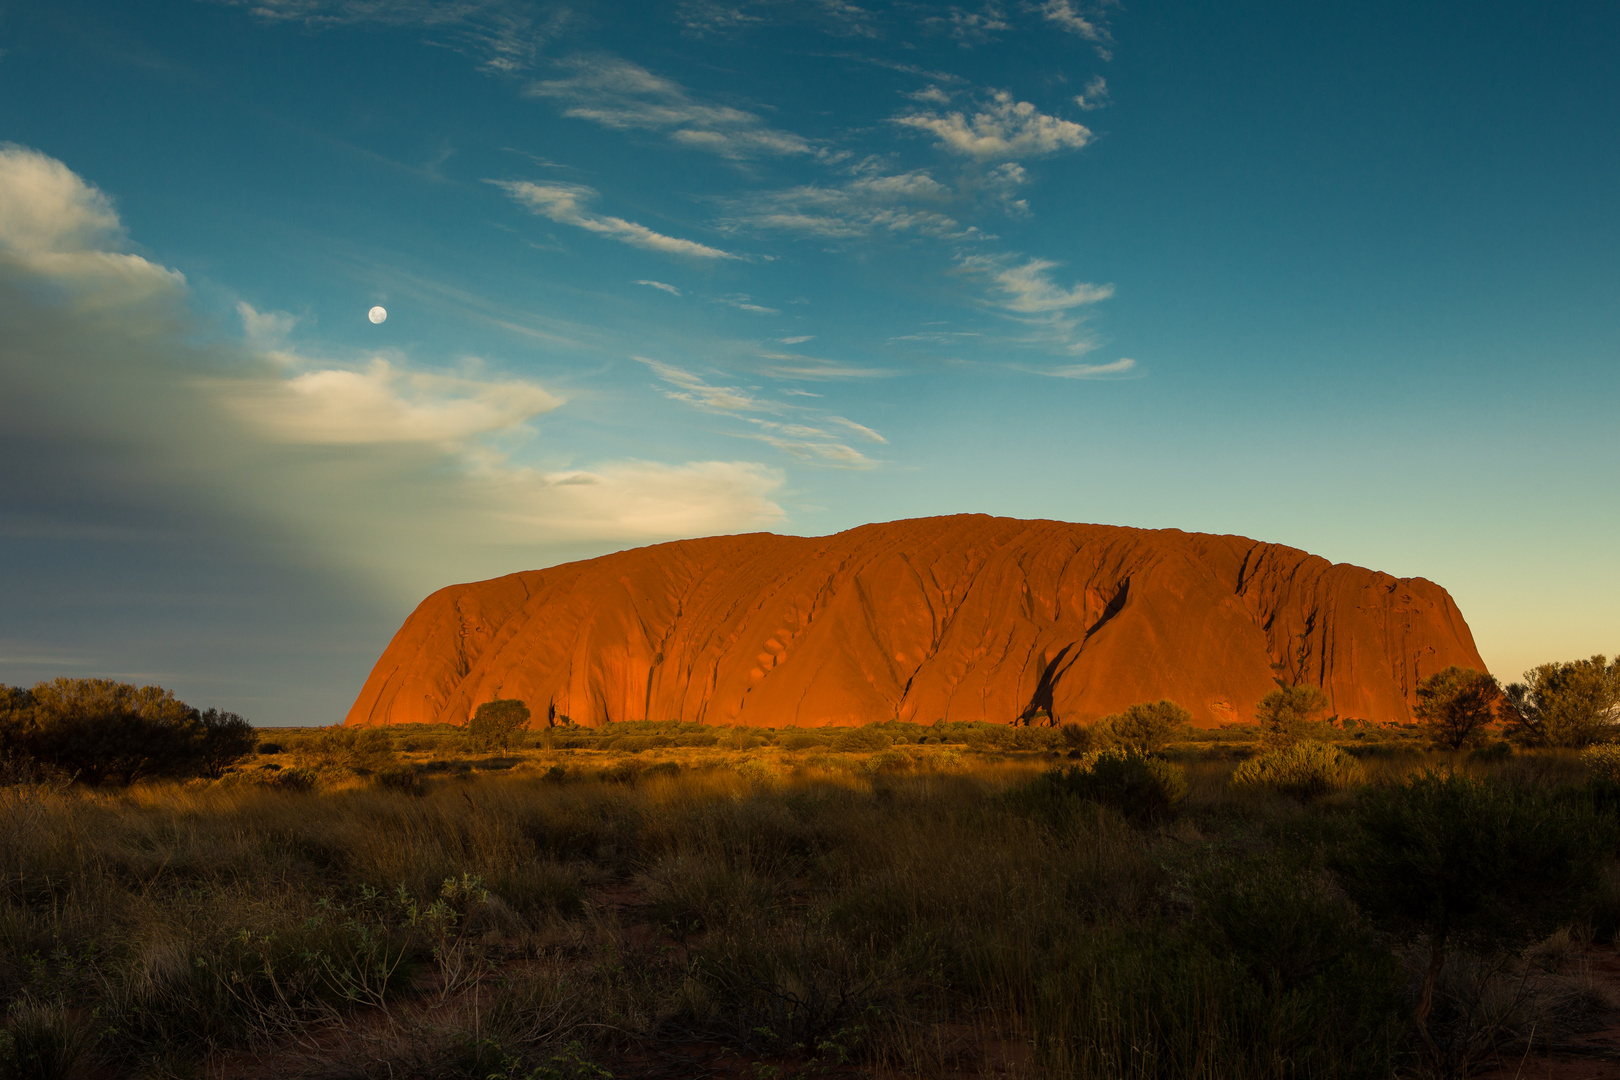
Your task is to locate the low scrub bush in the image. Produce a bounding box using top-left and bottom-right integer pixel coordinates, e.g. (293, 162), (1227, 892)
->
(298, 726), (394, 771)
(373, 765), (425, 795)
(1043, 747), (1187, 821)
(1231, 739), (1364, 800)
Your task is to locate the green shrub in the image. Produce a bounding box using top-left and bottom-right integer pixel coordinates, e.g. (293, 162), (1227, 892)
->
(255, 741), (283, 755)
(1505, 655), (1620, 747)
(1230, 740), (1365, 800)
(373, 765), (425, 795)
(265, 766), (317, 792)
(305, 726), (395, 771)
(1093, 700), (1190, 755)
(1046, 747), (1187, 821)
(1255, 683), (1331, 748)
(830, 726), (890, 752)
(467, 699), (530, 752)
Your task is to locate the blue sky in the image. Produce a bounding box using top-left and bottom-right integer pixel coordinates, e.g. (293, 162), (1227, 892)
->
(1, 0), (1615, 724)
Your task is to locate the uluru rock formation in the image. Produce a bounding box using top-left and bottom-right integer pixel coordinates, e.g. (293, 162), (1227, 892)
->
(345, 515), (1486, 730)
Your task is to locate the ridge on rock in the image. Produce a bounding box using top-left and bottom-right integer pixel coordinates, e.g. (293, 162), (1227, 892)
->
(344, 515), (1486, 730)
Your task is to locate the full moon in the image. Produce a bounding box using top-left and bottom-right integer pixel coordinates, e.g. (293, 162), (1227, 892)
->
(368, 306), (387, 324)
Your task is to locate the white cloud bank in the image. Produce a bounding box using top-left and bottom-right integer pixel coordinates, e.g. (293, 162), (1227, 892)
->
(0, 144), (785, 596)
(494, 179), (737, 258)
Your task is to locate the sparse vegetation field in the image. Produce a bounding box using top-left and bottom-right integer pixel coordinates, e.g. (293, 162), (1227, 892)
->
(5, 714), (1620, 1079)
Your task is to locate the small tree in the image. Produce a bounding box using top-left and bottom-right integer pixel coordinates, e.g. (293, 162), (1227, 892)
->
(1255, 683), (1330, 748)
(467, 698), (530, 752)
(1503, 655), (1620, 747)
(1415, 667), (1502, 751)
(194, 708), (258, 778)
(1095, 700), (1190, 756)
(1336, 771), (1612, 1070)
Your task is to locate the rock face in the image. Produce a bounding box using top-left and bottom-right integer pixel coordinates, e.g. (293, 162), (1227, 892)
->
(345, 515), (1486, 730)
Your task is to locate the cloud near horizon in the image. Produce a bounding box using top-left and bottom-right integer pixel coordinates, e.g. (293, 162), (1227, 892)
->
(0, 145), (786, 596)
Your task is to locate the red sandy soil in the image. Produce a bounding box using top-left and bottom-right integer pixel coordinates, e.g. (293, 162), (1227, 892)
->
(346, 514), (1485, 731)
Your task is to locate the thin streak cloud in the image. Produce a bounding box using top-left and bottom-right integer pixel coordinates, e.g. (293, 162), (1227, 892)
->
(494, 180), (738, 258)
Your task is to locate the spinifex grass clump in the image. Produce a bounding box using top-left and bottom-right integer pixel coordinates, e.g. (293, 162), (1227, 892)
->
(1230, 740), (1365, 800)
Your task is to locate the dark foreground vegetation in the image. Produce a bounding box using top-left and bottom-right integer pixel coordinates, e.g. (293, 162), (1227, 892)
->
(2, 658), (1617, 1079)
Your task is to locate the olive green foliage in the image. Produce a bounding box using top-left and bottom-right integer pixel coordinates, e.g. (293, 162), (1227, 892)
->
(1504, 654), (1620, 748)
(1230, 740), (1365, 800)
(1044, 747), (1188, 821)
(467, 698), (531, 752)
(1583, 743), (1620, 782)
(1416, 667), (1503, 751)
(0, 678), (255, 785)
(1255, 683), (1330, 748)
(1335, 770), (1614, 1066)
(1093, 699), (1190, 755)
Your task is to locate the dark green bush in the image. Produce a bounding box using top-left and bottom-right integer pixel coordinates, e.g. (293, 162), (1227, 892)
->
(0, 679), (256, 785)
(1044, 748), (1187, 822)
(467, 699), (530, 752)
(1336, 769), (1615, 1066)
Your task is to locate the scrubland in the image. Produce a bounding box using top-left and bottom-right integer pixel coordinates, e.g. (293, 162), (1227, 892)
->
(3, 722), (1620, 1080)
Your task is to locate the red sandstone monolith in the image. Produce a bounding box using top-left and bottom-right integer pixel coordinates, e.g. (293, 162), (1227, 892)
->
(344, 515), (1486, 729)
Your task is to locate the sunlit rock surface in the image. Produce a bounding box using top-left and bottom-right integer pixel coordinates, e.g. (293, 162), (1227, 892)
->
(345, 515), (1486, 729)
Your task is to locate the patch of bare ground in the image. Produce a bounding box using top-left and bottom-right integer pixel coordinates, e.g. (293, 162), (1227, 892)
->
(1473, 943), (1620, 1080)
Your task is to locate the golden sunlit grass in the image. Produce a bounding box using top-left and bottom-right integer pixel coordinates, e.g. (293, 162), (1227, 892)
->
(0, 726), (1613, 1079)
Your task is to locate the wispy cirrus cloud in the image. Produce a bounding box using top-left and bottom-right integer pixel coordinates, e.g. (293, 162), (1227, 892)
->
(209, 0), (561, 72)
(528, 54), (815, 159)
(957, 254), (1115, 354)
(1040, 0), (1114, 59)
(896, 91), (1091, 159)
(636, 356), (885, 467)
(753, 352), (895, 380)
(715, 294), (780, 314)
(1039, 358), (1137, 378)
(725, 166), (977, 240)
(982, 257), (1114, 313)
(493, 179), (737, 258)
(636, 357), (766, 413)
(636, 279), (682, 295)
(1073, 74), (1110, 111)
